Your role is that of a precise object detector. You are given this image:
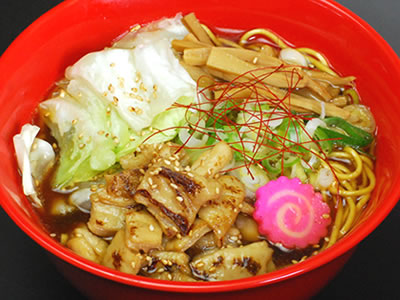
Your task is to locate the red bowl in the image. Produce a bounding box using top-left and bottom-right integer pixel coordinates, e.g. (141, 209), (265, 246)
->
(1, 0), (400, 299)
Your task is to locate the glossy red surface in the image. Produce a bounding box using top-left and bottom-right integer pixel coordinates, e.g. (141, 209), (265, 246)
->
(1, 0), (400, 299)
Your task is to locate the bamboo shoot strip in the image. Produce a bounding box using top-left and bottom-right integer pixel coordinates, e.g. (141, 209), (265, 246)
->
(182, 13), (214, 45)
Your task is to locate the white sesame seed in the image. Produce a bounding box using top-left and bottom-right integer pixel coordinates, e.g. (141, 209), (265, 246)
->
(149, 224), (155, 232)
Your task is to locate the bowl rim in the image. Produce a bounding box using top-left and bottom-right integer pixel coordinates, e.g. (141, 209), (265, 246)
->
(1, 0), (400, 293)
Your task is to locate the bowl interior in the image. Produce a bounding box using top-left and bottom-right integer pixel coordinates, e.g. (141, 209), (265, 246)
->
(1, 0), (400, 292)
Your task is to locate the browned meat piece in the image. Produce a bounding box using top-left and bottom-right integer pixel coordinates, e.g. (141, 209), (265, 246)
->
(105, 169), (143, 200)
(134, 164), (221, 237)
(87, 200), (127, 237)
(120, 143), (187, 170)
(165, 219), (212, 252)
(235, 213), (261, 242)
(190, 241), (273, 281)
(198, 175), (245, 245)
(67, 224), (108, 263)
(91, 187), (136, 208)
(191, 141), (233, 177)
(119, 144), (158, 170)
(141, 250), (193, 279)
(125, 206), (163, 253)
(102, 229), (145, 275)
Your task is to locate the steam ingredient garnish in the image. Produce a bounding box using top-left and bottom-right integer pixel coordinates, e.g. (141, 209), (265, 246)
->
(13, 13), (377, 281)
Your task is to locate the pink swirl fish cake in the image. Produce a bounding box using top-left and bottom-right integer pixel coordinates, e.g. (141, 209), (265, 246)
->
(253, 176), (331, 249)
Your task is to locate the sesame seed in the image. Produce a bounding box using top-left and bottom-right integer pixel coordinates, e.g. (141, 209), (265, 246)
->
(108, 84), (115, 93)
(164, 160), (171, 165)
(252, 57), (259, 64)
(174, 166), (180, 172)
(188, 230), (193, 237)
(291, 260), (298, 264)
(216, 187), (220, 194)
(322, 214), (330, 219)
(113, 137), (120, 144)
(313, 244), (320, 249)
(209, 266), (216, 273)
(149, 224), (155, 232)
(130, 136), (136, 141)
(98, 130), (105, 135)
(79, 143), (85, 149)
(140, 82), (147, 92)
(131, 262), (136, 269)
(145, 256), (152, 262)
(230, 235), (238, 241)
(110, 62), (116, 67)
(170, 183), (178, 189)
(34, 179), (40, 187)
(136, 108), (143, 115)
(44, 112), (50, 117)
(49, 233), (56, 238)
(148, 177), (153, 185)
(195, 262), (205, 268)
(176, 233), (182, 239)
(167, 274), (172, 280)
(187, 173), (194, 178)
(60, 90), (66, 98)
(90, 185), (97, 192)
(153, 84), (158, 91)
(72, 119), (78, 125)
(139, 169), (145, 175)
(185, 166), (191, 172)
(131, 87), (138, 93)
(113, 96), (119, 105)
(157, 268), (165, 273)
(135, 72), (141, 83)
(176, 196), (184, 202)
(312, 251), (319, 256)
(324, 237), (330, 242)
(161, 259), (168, 265)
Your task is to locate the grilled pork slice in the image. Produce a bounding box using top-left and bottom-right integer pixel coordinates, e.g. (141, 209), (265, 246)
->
(102, 229), (145, 275)
(125, 206), (163, 253)
(87, 199), (127, 237)
(105, 169), (143, 202)
(190, 241), (273, 281)
(120, 143), (187, 170)
(134, 165), (221, 237)
(67, 224), (108, 263)
(191, 141), (233, 177)
(198, 175), (245, 245)
(142, 250), (193, 279)
(165, 219), (212, 252)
